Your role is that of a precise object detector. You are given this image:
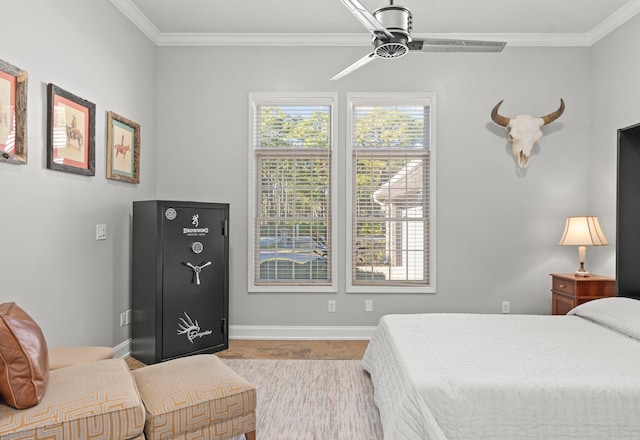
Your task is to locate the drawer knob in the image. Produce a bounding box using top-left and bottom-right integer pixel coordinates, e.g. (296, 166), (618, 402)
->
(559, 283), (566, 288)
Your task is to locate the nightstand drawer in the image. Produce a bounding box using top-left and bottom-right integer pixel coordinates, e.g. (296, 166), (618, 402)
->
(552, 277), (575, 295)
(552, 293), (575, 315)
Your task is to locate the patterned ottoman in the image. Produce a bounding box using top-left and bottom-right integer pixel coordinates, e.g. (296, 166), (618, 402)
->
(132, 355), (256, 440)
(0, 358), (145, 440)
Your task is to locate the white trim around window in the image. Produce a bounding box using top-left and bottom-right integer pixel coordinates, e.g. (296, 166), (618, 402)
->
(346, 92), (437, 294)
(248, 92), (338, 293)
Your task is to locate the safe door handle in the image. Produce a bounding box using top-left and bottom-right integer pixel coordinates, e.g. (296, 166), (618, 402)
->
(184, 261), (212, 285)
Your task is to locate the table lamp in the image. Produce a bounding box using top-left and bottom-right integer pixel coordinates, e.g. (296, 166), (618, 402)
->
(558, 216), (608, 277)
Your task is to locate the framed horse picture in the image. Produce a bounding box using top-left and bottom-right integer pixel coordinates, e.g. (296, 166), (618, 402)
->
(0, 59), (28, 165)
(46, 83), (95, 176)
(106, 111), (140, 183)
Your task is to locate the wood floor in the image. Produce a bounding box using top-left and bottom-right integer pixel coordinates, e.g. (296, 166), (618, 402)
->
(217, 339), (369, 360)
(126, 339), (369, 369)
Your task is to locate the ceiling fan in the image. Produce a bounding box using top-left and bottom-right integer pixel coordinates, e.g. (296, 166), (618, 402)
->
(331, 0), (506, 80)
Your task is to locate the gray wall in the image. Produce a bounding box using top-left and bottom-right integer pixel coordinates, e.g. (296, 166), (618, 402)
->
(0, 0), (157, 348)
(3, 1), (637, 348)
(155, 45), (593, 327)
(589, 12), (640, 276)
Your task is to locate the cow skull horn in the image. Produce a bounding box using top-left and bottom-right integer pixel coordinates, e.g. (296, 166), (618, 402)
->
(491, 100), (510, 127)
(541, 99), (565, 125)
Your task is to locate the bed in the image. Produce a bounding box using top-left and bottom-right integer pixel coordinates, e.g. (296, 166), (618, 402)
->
(362, 297), (640, 440)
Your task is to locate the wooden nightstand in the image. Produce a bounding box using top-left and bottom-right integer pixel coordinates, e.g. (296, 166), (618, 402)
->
(550, 273), (616, 315)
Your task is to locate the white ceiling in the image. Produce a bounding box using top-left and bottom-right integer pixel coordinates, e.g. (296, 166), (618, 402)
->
(111, 0), (640, 47)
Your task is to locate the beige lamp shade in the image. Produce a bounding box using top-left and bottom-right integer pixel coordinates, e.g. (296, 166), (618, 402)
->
(558, 216), (609, 246)
(558, 216), (608, 276)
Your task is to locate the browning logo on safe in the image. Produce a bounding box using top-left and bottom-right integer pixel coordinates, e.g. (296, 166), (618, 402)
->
(183, 212), (209, 236)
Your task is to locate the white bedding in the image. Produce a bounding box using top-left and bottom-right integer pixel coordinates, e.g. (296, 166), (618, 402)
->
(362, 299), (640, 440)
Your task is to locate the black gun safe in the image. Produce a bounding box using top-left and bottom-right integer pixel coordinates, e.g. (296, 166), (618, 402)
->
(131, 200), (229, 364)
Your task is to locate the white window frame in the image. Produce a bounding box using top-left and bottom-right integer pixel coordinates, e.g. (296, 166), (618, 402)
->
(346, 92), (436, 294)
(248, 92), (338, 293)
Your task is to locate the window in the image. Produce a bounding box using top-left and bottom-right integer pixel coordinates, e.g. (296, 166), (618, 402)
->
(249, 93), (337, 292)
(347, 93), (435, 292)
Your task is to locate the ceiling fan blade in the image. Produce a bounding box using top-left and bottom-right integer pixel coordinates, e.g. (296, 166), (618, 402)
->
(409, 38), (506, 53)
(339, 0), (394, 39)
(330, 52), (377, 81)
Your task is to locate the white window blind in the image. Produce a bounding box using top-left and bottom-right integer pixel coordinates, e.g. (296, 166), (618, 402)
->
(250, 95), (336, 290)
(348, 94), (434, 290)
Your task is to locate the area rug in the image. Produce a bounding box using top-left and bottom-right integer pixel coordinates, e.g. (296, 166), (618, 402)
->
(223, 359), (383, 440)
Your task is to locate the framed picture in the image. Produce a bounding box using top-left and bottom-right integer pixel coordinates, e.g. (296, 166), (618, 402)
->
(0, 59), (28, 165)
(106, 111), (140, 183)
(47, 84), (95, 176)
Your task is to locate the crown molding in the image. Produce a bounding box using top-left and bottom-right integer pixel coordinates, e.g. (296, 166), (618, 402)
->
(112, 0), (640, 48)
(154, 32), (593, 48)
(110, 0), (160, 45)
(587, 0), (640, 45)
(156, 33), (368, 47)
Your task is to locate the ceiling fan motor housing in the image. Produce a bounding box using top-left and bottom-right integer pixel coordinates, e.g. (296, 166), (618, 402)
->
(372, 5), (412, 58)
(373, 5), (413, 37)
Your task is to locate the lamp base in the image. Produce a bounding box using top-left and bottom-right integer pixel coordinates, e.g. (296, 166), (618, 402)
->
(575, 257), (590, 277)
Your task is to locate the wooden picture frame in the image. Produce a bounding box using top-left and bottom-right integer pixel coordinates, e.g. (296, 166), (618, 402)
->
(106, 111), (140, 183)
(0, 59), (28, 165)
(47, 83), (95, 176)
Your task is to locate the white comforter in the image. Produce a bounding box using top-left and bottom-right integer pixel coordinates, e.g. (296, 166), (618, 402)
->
(362, 301), (640, 440)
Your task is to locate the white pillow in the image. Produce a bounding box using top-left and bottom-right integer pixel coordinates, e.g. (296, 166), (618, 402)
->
(568, 297), (640, 341)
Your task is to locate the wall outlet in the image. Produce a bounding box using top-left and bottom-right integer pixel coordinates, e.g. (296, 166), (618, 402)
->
(365, 299), (374, 312)
(125, 309), (132, 325)
(96, 224), (107, 241)
(502, 301), (510, 314)
(119, 312), (126, 327)
(328, 300), (336, 313)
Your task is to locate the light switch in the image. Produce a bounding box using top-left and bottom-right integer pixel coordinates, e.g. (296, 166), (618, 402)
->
(96, 224), (107, 241)
(365, 299), (373, 312)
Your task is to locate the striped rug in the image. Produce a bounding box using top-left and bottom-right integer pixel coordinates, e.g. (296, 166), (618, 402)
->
(223, 359), (383, 440)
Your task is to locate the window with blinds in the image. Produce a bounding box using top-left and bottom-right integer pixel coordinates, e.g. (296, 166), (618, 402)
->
(348, 94), (434, 291)
(249, 94), (336, 291)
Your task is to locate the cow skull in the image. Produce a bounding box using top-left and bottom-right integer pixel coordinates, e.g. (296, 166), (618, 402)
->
(491, 99), (565, 168)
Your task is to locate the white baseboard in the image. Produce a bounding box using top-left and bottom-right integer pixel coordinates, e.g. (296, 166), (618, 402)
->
(114, 338), (131, 359)
(114, 326), (375, 357)
(229, 325), (376, 340)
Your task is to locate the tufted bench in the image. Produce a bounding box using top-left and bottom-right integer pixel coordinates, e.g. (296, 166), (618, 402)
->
(132, 354), (256, 440)
(1, 302), (255, 440)
(0, 356), (257, 440)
